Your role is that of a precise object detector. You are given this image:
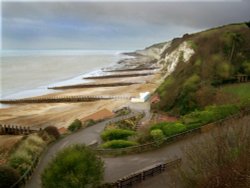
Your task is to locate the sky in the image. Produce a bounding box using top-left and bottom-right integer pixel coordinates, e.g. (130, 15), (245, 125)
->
(1, 0), (250, 50)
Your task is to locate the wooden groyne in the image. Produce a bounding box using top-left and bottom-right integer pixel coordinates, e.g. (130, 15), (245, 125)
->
(0, 95), (130, 104)
(104, 67), (160, 72)
(0, 124), (39, 135)
(48, 82), (139, 90)
(83, 73), (154, 79)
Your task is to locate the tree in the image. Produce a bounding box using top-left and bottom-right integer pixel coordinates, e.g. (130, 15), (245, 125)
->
(177, 117), (250, 188)
(228, 32), (243, 63)
(41, 144), (104, 188)
(0, 165), (20, 188)
(44, 126), (60, 139)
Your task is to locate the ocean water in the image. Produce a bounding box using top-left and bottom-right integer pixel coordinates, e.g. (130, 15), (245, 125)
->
(0, 50), (127, 100)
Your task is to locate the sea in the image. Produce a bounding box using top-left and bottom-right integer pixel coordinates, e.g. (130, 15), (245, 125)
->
(0, 50), (130, 101)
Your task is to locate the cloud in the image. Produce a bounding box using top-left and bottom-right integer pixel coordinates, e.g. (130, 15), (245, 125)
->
(2, 1), (250, 50)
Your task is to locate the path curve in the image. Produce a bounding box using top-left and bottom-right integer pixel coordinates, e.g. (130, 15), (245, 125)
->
(25, 112), (138, 188)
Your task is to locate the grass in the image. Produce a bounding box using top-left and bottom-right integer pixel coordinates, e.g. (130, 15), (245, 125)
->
(8, 134), (46, 174)
(221, 83), (250, 102)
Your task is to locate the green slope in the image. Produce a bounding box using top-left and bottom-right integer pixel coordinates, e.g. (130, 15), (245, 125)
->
(154, 22), (250, 115)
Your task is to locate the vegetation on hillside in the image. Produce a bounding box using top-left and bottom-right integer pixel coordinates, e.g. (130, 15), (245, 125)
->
(155, 23), (250, 115)
(176, 116), (250, 188)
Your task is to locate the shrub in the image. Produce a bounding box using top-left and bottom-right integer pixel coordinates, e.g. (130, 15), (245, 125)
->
(42, 144), (104, 188)
(9, 150), (32, 174)
(150, 129), (165, 146)
(216, 61), (232, 79)
(68, 119), (82, 132)
(44, 126), (60, 139)
(101, 129), (136, 141)
(242, 60), (250, 75)
(0, 165), (20, 188)
(84, 119), (95, 127)
(27, 134), (46, 147)
(182, 104), (240, 129)
(8, 134), (46, 174)
(151, 122), (187, 137)
(101, 140), (138, 149)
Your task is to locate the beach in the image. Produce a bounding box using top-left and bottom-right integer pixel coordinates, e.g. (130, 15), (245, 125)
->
(0, 50), (161, 129)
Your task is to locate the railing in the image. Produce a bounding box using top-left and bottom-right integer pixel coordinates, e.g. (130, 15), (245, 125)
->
(10, 156), (39, 188)
(100, 158), (181, 188)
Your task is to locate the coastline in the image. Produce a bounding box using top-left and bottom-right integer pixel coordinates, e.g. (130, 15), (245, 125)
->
(0, 51), (130, 101)
(0, 51), (162, 129)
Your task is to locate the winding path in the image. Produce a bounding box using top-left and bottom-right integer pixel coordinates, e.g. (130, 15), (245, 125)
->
(25, 111), (249, 188)
(25, 112), (139, 188)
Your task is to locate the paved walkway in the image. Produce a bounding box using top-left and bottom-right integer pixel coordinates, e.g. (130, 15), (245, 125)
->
(25, 112), (138, 188)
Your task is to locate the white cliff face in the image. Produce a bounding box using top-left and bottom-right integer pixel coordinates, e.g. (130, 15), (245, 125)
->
(163, 41), (194, 76)
(135, 43), (168, 60)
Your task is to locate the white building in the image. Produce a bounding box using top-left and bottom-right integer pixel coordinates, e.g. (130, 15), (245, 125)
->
(131, 92), (150, 103)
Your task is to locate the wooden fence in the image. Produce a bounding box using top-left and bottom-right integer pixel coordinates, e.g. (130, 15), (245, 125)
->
(0, 95), (131, 104)
(0, 124), (39, 135)
(10, 156), (39, 188)
(101, 158), (181, 188)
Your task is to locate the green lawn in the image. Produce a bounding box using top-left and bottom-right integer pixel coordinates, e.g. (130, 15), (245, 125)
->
(221, 83), (250, 102)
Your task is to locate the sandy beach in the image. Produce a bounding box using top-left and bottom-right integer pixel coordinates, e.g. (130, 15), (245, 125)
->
(0, 55), (162, 130)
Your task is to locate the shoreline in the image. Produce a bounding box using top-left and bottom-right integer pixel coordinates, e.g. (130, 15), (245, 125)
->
(0, 52), (162, 129)
(0, 52), (128, 102)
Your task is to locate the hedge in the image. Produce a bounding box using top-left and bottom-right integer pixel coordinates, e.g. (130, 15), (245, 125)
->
(151, 122), (187, 137)
(68, 119), (82, 132)
(101, 129), (136, 141)
(182, 104), (240, 129)
(101, 140), (138, 149)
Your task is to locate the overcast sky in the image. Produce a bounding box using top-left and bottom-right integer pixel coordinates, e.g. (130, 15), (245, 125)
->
(2, 0), (250, 50)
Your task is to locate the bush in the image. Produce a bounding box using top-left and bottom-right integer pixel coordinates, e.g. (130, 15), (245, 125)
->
(151, 122), (187, 137)
(68, 119), (82, 132)
(42, 144), (104, 188)
(84, 119), (95, 127)
(44, 126), (60, 139)
(150, 129), (165, 146)
(101, 129), (136, 141)
(101, 140), (138, 149)
(0, 166), (20, 188)
(182, 104), (240, 129)
(9, 150), (32, 174)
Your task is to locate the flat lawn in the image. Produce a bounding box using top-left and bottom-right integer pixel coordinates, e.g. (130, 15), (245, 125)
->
(221, 83), (250, 102)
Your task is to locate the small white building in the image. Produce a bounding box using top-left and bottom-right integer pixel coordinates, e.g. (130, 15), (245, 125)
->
(131, 92), (150, 103)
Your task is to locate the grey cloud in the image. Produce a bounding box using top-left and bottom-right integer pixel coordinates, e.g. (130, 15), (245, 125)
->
(2, 1), (250, 50)
(3, 1), (250, 28)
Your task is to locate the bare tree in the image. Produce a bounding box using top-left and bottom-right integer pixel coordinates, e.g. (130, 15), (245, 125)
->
(178, 115), (250, 188)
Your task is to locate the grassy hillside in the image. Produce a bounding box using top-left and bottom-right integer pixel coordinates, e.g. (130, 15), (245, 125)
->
(154, 22), (250, 115)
